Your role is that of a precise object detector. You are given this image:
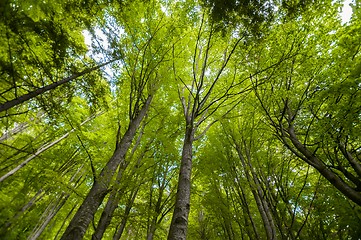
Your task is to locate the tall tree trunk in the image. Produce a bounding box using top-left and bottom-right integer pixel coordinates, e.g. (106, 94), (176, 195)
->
(0, 189), (44, 236)
(232, 174), (261, 239)
(147, 224), (157, 240)
(0, 111), (43, 142)
(248, 162), (277, 240)
(0, 59), (117, 113)
(91, 165), (127, 240)
(235, 143), (277, 240)
(0, 122), (29, 142)
(28, 164), (84, 240)
(28, 193), (69, 240)
(112, 187), (139, 240)
(60, 96), (152, 240)
(54, 204), (78, 240)
(167, 125), (194, 240)
(0, 113), (98, 183)
(92, 131), (146, 240)
(146, 187), (165, 240)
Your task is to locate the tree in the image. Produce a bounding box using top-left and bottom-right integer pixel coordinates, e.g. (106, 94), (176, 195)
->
(167, 13), (244, 238)
(60, 1), (176, 239)
(0, 0), (117, 118)
(1, 1), (361, 239)
(252, 5), (361, 206)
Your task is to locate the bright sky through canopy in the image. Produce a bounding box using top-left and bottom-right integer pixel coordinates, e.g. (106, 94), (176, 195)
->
(341, 0), (353, 23)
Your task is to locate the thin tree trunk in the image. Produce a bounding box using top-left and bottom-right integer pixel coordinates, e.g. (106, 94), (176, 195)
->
(0, 131), (70, 182)
(92, 122), (147, 240)
(235, 143), (277, 240)
(0, 189), (44, 236)
(232, 174), (260, 239)
(54, 204), (78, 240)
(0, 113), (98, 183)
(167, 125), (194, 240)
(0, 122), (28, 142)
(112, 187), (140, 240)
(247, 161), (277, 240)
(146, 187), (164, 240)
(0, 59), (117, 112)
(60, 96), (152, 240)
(146, 202), (161, 240)
(147, 224), (157, 240)
(28, 165), (84, 240)
(91, 166), (127, 240)
(28, 193), (69, 240)
(0, 111), (44, 142)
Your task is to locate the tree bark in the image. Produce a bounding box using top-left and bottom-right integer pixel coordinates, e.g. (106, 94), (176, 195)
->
(28, 164), (84, 240)
(147, 224), (157, 240)
(0, 130), (72, 183)
(0, 122), (28, 142)
(28, 193), (69, 240)
(232, 173), (260, 239)
(0, 189), (44, 236)
(235, 143), (277, 240)
(167, 125), (193, 240)
(92, 131), (147, 240)
(146, 186), (165, 240)
(0, 113), (98, 183)
(286, 124), (361, 206)
(91, 166), (126, 240)
(0, 59), (117, 113)
(112, 187), (139, 240)
(60, 96), (152, 240)
(54, 204), (78, 240)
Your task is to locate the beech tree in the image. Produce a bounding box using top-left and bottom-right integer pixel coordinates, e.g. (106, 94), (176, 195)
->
(1, 0), (361, 239)
(251, 5), (361, 206)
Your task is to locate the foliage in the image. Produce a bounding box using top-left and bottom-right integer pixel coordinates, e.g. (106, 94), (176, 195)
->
(1, 0), (360, 239)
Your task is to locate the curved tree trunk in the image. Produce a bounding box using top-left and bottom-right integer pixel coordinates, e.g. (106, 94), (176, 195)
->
(286, 124), (361, 206)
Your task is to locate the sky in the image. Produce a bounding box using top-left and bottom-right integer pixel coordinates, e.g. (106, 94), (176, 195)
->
(341, 0), (353, 24)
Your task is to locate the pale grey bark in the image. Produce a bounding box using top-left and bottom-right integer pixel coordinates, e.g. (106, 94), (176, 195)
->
(28, 193), (68, 240)
(28, 165), (84, 240)
(112, 187), (139, 240)
(167, 124), (194, 240)
(0, 113), (99, 183)
(0, 189), (44, 236)
(0, 122), (28, 142)
(234, 142), (277, 240)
